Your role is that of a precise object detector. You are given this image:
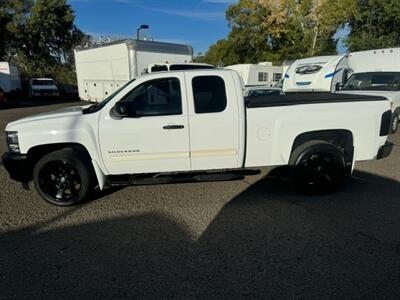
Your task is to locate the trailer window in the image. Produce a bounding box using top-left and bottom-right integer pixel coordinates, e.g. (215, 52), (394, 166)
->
(273, 73), (282, 81)
(192, 76), (227, 114)
(151, 65), (168, 72)
(121, 77), (182, 116)
(258, 72), (269, 82)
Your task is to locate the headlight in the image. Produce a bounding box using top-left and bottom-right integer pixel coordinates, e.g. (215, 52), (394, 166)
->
(6, 131), (20, 153)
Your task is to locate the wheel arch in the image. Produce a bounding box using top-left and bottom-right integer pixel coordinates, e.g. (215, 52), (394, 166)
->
(290, 129), (354, 163)
(26, 143), (104, 186)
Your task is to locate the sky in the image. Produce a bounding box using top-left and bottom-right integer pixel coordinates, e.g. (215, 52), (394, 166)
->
(68, 0), (237, 54)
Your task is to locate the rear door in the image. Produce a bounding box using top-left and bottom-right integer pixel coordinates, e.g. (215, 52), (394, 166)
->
(185, 72), (241, 170)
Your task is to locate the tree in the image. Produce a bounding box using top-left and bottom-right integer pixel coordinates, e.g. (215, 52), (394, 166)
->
(347, 0), (400, 51)
(0, 0), (86, 84)
(0, 0), (32, 59)
(202, 0), (355, 66)
(18, 0), (85, 82)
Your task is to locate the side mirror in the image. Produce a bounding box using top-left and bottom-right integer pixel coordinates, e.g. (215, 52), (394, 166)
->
(111, 102), (130, 119)
(335, 82), (343, 91)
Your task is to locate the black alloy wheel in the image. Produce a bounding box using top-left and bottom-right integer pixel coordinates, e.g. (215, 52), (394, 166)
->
(33, 149), (94, 206)
(291, 141), (347, 194)
(37, 160), (82, 204)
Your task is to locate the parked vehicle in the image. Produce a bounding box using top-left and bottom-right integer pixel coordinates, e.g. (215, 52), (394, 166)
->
(283, 55), (350, 93)
(59, 84), (79, 101)
(337, 48), (400, 133)
(244, 86), (284, 97)
(225, 62), (283, 87)
(29, 78), (60, 98)
(2, 70), (393, 206)
(74, 39), (194, 102)
(147, 62), (214, 73)
(0, 62), (22, 104)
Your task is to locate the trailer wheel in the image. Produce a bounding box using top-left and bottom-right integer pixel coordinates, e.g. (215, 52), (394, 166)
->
(33, 149), (94, 206)
(290, 140), (347, 194)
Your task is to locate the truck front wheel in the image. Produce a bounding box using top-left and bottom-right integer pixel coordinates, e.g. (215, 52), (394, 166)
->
(33, 149), (94, 206)
(290, 141), (347, 194)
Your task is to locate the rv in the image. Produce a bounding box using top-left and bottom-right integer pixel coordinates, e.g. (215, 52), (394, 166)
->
(338, 48), (400, 132)
(225, 62), (283, 87)
(282, 55), (350, 93)
(74, 39), (193, 102)
(0, 62), (22, 104)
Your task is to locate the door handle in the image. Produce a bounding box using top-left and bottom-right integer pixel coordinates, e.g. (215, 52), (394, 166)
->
(163, 125), (185, 130)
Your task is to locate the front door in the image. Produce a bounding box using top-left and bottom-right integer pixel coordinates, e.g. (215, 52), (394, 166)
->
(99, 74), (190, 175)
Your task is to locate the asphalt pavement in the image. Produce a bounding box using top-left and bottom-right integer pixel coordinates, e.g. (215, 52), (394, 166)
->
(1, 100), (400, 299)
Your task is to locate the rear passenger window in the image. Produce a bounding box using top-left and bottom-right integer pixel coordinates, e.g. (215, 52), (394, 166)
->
(192, 76), (227, 114)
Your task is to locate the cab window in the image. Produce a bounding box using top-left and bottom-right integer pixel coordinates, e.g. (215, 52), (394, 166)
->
(192, 76), (227, 114)
(120, 78), (182, 116)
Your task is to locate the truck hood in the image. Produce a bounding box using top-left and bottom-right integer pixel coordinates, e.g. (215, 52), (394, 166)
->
(6, 106), (90, 130)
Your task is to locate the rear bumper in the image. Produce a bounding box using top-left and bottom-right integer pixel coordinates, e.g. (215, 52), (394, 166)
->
(377, 142), (394, 160)
(2, 152), (30, 182)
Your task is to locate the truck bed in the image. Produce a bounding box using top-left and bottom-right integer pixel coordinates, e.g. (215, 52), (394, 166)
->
(245, 92), (387, 108)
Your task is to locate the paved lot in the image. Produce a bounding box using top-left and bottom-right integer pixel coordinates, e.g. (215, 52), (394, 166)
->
(1, 100), (400, 299)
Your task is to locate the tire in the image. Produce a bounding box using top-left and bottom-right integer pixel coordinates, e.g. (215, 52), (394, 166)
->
(33, 149), (94, 206)
(290, 140), (347, 194)
(391, 113), (399, 134)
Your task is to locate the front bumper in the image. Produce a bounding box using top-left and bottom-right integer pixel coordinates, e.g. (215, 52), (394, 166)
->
(2, 152), (30, 182)
(377, 142), (394, 160)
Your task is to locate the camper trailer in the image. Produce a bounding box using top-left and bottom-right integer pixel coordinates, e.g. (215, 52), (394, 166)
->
(283, 55), (350, 93)
(338, 48), (400, 132)
(0, 62), (22, 104)
(74, 39), (193, 102)
(225, 62), (283, 87)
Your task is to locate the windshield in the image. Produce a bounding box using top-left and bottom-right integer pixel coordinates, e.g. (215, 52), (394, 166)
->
(83, 79), (135, 114)
(32, 79), (54, 86)
(343, 72), (400, 91)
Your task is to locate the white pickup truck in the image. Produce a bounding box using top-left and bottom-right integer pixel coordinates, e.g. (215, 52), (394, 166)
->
(2, 70), (394, 206)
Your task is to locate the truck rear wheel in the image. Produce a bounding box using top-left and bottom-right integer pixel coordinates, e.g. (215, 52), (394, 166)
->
(290, 141), (347, 194)
(33, 149), (94, 206)
(391, 113), (399, 134)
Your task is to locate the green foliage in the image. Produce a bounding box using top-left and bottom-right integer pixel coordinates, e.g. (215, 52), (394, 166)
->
(0, 0), (32, 58)
(0, 0), (86, 84)
(347, 0), (400, 51)
(202, 0), (355, 66)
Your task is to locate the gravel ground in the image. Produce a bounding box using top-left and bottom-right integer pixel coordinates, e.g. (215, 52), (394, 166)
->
(1, 100), (400, 299)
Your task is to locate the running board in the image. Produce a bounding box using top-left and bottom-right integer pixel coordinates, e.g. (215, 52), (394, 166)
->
(107, 170), (260, 187)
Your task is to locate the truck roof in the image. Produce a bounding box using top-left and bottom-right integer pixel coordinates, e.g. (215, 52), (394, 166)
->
(75, 39), (193, 56)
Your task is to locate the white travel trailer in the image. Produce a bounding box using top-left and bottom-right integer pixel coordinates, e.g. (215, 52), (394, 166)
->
(74, 39), (193, 102)
(283, 55), (350, 93)
(338, 48), (400, 132)
(225, 62), (283, 87)
(0, 62), (22, 101)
